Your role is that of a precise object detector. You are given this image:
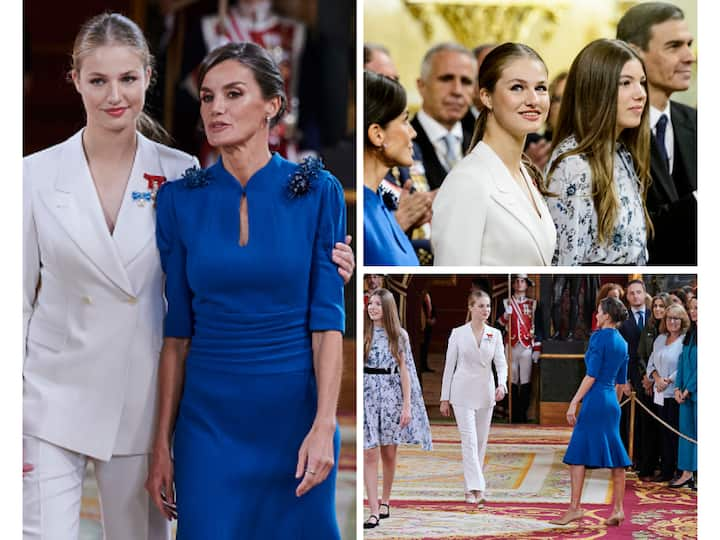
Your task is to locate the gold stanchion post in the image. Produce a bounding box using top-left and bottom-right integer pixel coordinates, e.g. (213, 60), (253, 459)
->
(629, 391), (636, 462)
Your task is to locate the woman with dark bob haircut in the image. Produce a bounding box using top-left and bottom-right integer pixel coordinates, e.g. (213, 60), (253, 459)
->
(363, 70), (420, 265)
(552, 296), (631, 527)
(545, 39), (652, 265)
(145, 42), (349, 538)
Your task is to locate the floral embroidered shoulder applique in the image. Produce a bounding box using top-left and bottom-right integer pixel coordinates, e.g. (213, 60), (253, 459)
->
(287, 156), (323, 199)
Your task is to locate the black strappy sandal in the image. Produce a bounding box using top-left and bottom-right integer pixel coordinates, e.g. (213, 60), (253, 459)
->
(379, 502), (390, 519)
(363, 515), (380, 529)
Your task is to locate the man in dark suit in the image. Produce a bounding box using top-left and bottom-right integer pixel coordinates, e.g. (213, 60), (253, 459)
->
(617, 2), (697, 265)
(411, 43), (477, 190)
(618, 280), (654, 474)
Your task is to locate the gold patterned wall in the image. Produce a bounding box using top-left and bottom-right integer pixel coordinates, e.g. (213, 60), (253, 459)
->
(364, 0), (697, 111)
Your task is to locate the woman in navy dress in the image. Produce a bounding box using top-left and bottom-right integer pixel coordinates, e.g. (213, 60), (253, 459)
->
(363, 70), (420, 266)
(145, 42), (346, 539)
(552, 296), (631, 527)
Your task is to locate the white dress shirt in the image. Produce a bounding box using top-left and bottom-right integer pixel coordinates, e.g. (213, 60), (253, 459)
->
(416, 109), (463, 171)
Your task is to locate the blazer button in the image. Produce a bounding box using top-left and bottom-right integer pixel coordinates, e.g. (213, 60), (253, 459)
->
(82, 296), (93, 305)
(127, 296), (138, 305)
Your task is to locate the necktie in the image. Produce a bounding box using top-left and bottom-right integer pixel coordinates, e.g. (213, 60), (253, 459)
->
(443, 133), (459, 171)
(637, 310), (644, 328)
(655, 114), (670, 172)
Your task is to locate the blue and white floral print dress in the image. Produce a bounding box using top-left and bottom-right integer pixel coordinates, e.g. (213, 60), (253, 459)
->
(544, 135), (648, 265)
(363, 327), (432, 450)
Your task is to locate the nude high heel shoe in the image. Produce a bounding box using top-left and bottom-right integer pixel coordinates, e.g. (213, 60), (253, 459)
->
(550, 508), (585, 525)
(604, 512), (625, 526)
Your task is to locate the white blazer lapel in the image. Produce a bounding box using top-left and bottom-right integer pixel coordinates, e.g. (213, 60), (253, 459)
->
(481, 144), (552, 264)
(112, 133), (161, 267)
(38, 130), (135, 296)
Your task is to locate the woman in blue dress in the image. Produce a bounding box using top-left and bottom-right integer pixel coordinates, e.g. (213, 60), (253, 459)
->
(551, 296), (631, 527)
(363, 70), (420, 266)
(145, 42), (347, 539)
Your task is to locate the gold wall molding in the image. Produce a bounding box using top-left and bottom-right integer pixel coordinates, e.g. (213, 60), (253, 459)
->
(365, 0), (697, 110)
(404, 1), (569, 47)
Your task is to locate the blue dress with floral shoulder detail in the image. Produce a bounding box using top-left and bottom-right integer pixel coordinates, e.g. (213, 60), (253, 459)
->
(155, 153), (345, 540)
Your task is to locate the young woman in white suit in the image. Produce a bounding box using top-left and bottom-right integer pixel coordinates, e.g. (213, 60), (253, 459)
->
(440, 290), (507, 505)
(432, 43), (556, 266)
(22, 13), (354, 540)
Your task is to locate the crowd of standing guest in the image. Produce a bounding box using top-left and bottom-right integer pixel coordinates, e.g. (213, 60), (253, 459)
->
(617, 280), (697, 489)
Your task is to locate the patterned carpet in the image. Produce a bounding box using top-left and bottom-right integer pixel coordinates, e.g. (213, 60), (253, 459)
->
(79, 415), (356, 539)
(364, 424), (697, 539)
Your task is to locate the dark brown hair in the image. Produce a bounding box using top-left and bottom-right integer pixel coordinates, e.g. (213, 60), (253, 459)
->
(364, 288), (403, 361)
(617, 2), (685, 51)
(649, 292), (672, 327)
(364, 70), (407, 149)
(600, 296), (629, 324)
(197, 42), (288, 128)
(547, 38), (652, 244)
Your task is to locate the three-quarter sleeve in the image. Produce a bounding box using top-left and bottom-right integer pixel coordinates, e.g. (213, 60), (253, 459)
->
(308, 174), (346, 332)
(615, 349), (629, 385)
(583, 332), (602, 378)
(545, 155), (593, 266)
(155, 182), (194, 337)
(440, 328), (459, 401)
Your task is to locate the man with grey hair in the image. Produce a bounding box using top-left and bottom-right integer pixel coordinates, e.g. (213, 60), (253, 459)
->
(617, 2), (697, 265)
(411, 43), (477, 190)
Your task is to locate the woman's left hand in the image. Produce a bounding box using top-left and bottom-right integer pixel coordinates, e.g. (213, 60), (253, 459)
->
(332, 235), (355, 284)
(295, 423), (336, 497)
(494, 386), (506, 402)
(400, 405), (412, 428)
(566, 403), (578, 426)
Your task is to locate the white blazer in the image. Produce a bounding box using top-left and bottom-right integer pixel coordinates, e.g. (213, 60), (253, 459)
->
(440, 323), (508, 410)
(23, 130), (197, 460)
(432, 141), (556, 266)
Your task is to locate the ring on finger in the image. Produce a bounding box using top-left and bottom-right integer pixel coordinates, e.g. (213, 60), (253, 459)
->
(306, 469), (316, 475)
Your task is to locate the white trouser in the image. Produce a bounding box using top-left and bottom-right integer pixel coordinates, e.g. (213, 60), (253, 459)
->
(511, 343), (532, 385)
(452, 404), (494, 492)
(23, 435), (170, 540)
